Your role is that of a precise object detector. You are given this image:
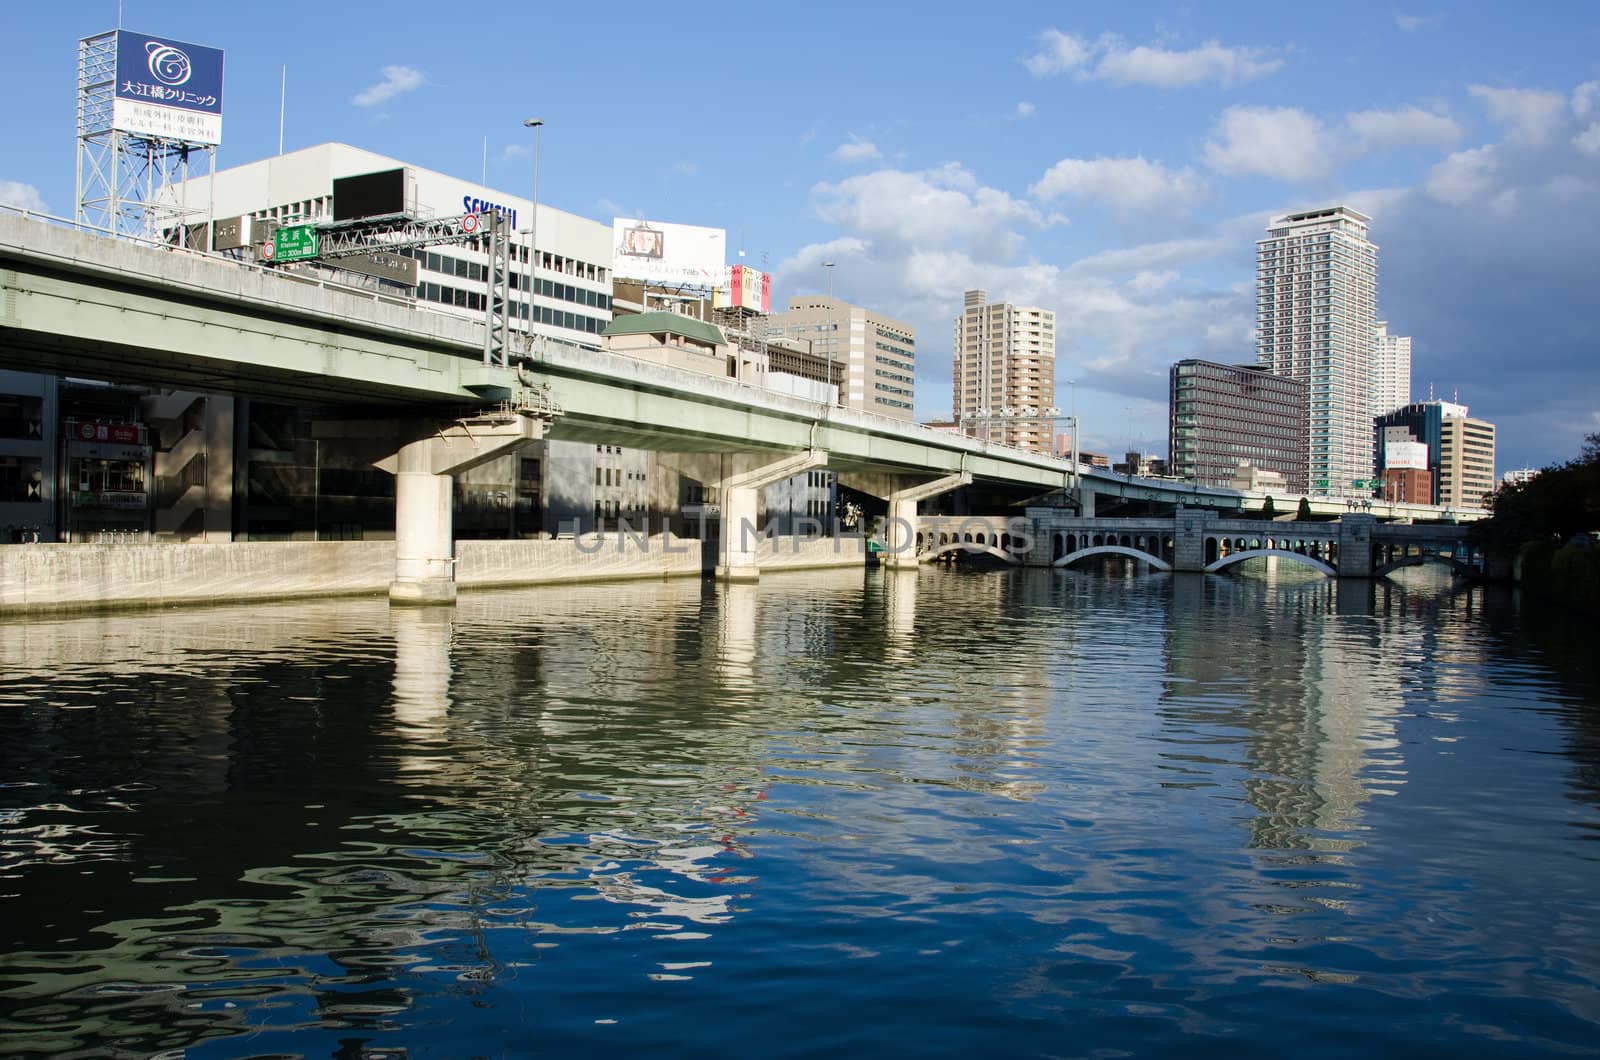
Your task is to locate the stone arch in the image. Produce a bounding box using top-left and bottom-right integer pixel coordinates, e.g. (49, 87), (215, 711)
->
(1206, 549), (1336, 577)
(1053, 545), (1174, 572)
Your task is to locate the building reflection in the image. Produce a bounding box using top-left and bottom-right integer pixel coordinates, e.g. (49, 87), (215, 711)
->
(1160, 567), (1404, 852)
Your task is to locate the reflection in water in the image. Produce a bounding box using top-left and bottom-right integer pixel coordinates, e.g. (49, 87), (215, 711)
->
(0, 566), (1598, 1056)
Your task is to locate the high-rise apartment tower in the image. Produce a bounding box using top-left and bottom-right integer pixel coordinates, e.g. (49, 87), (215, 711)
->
(952, 290), (1056, 454)
(1257, 206), (1378, 497)
(1372, 322), (1412, 416)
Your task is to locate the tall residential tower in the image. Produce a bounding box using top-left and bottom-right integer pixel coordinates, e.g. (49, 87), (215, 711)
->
(1372, 322), (1412, 416)
(1257, 206), (1378, 497)
(952, 290), (1056, 455)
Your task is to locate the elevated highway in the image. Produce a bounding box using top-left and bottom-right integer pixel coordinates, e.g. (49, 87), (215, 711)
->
(0, 212), (1475, 600)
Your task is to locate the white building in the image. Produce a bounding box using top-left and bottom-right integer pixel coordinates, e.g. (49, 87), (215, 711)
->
(765, 296), (916, 421)
(1372, 322), (1412, 416)
(169, 142), (615, 348)
(1257, 206), (1378, 498)
(952, 290), (1057, 455)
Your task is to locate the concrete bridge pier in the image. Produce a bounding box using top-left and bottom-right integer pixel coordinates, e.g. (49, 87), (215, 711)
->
(1173, 506), (1212, 573)
(1338, 513), (1377, 578)
(715, 450), (829, 581)
(376, 413), (547, 605)
(841, 471), (972, 570)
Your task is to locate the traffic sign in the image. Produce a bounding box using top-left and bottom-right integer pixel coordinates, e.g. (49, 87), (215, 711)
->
(272, 224), (320, 263)
(461, 212), (481, 234)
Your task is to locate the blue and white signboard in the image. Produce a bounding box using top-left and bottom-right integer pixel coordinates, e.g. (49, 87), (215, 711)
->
(112, 30), (224, 145)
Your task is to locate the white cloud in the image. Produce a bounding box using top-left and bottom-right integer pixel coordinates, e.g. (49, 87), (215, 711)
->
(1023, 30), (1282, 87)
(1393, 12), (1437, 31)
(1573, 81), (1600, 120)
(500, 143), (530, 161)
(1424, 145), (1501, 206)
(0, 181), (46, 213)
(1203, 106), (1335, 182)
(1092, 39), (1283, 88)
(1029, 156), (1207, 216)
(1575, 123), (1600, 157)
(811, 164), (1059, 263)
(830, 138), (882, 164)
(1347, 105), (1464, 152)
(352, 65), (425, 107)
(670, 161), (699, 176)
(1022, 29), (1093, 77)
(1467, 85), (1567, 145)
(1015, 101), (1036, 119)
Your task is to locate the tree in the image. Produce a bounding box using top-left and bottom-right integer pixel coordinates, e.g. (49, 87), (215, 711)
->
(1473, 431), (1600, 553)
(1296, 496), (1314, 521)
(1261, 496), (1277, 518)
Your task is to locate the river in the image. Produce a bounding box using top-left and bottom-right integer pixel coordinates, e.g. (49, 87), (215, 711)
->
(1, 565), (1597, 1057)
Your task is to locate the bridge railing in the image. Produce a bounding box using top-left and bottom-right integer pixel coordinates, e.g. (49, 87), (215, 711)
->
(0, 203), (419, 313)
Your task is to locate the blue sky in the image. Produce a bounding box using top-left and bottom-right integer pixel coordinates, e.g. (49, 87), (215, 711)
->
(3, 1), (1597, 471)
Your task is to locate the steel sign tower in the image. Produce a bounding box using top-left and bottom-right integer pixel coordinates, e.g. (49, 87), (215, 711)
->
(76, 29), (225, 244)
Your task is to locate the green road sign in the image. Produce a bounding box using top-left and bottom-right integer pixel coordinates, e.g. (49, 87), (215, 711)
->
(1313, 479), (1329, 489)
(272, 224), (319, 263)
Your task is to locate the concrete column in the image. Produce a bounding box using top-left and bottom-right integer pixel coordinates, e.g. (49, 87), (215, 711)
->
(878, 471), (972, 571)
(715, 450), (828, 581)
(882, 494), (921, 571)
(1172, 506), (1209, 572)
(391, 435), (457, 605)
(1078, 487), (1097, 518)
(719, 480), (764, 582)
(1337, 514), (1376, 578)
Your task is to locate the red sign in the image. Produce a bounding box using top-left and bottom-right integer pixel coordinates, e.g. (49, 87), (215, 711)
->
(74, 421), (142, 444)
(259, 240), (275, 261)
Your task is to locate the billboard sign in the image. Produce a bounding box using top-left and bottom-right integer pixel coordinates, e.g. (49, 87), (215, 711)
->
(337, 250), (419, 286)
(1385, 440), (1428, 470)
(611, 218), (725, 287)
(334, 168), (408, 223)
(272, 224), (319, 263)
(715, 265), (772, 313)
(112, 30), (224, 145)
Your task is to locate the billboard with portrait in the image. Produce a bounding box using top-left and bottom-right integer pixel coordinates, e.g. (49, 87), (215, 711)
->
(611, 219), (725, 287)
(112, 30), (225, 145)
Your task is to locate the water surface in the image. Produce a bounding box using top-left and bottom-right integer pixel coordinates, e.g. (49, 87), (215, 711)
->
(1, 566), (1597, 1057)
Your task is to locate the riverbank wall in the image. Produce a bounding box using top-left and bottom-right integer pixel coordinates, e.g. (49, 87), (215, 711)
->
(0, 535), (870, 614)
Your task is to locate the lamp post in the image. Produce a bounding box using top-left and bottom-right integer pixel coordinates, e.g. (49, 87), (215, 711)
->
(1065, 379), (1079, 496)
(821, 261), (836, 406)
(522, 118), (543, 349)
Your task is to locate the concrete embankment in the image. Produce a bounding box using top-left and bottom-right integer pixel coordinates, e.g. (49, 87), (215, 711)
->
(0, 535), (869, 614)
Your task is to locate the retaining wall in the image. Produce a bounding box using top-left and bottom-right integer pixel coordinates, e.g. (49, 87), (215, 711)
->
(0, 534), (870, 613)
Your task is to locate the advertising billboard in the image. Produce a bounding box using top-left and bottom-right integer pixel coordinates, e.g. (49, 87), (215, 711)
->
(334, 168), (408, 222)
(611, 219), (725, 287)
(112, 30), (224, 145)
(1386, 440), (1429, 470)
(715, 265), (772, 314)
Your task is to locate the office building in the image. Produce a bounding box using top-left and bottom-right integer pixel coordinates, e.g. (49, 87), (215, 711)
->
(1257, 206), (1378, 497)
(952, 290), (1056, 454)
(1374, 400), (1497, 507)
(1439, 413), (1497, 509)
(1501, 467), (1539, 489)
(1372, 322), (1412, 415)
(1169, 360), (1307, 493)
(766, 296), (916, 420)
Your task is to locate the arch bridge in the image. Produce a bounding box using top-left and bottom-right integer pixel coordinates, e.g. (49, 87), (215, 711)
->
(908, 509), (1481, 580)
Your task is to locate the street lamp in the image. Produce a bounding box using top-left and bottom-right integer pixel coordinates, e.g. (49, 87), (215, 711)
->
(821, 261), (837, 405)
(522, 117), (543, 349)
